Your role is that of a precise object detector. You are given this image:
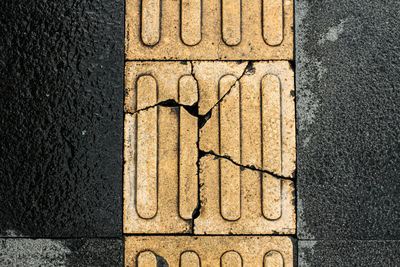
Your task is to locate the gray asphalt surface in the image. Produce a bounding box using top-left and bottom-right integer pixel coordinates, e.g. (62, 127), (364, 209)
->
(296, 0), (400, 265)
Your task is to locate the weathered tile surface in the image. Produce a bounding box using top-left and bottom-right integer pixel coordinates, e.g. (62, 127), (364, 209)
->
(125, 0), (293, 60)
(124, 61), (295, 234)
(194, 155), (295, 234)
(124, 62), (198, 233)
(197, 61), (296, 178)
(125, 236), (293, 267)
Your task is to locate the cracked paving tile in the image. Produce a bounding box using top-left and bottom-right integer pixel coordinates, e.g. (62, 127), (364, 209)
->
(194, 154), (295, 235)
(193, 61), (249, 116)
(201, 150), (293, 180)
(123, 60), (295, 235)
(125, 0), (293, 60)
(198, 61), (296, 178)
(124, 62), (198, 233)
(125, 236), (294, 267)
(125, 61), (198, 113)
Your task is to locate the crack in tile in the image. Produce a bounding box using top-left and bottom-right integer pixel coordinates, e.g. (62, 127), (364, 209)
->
(200, 150), (294, 180)
(125, 99), (198, 118)
(197, 61), (255, 129)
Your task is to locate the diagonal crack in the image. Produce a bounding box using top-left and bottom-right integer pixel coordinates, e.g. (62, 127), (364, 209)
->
(197, 61), (255, 129)
(200, 149), (294, 180)
(125, 99), (198, 117)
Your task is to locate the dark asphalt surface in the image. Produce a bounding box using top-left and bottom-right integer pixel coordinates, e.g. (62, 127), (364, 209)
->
(0, 0), (124, 239)
(296, 0), (400, 265)
(1, 0), (399, 265)
(0, 1), (124, 264)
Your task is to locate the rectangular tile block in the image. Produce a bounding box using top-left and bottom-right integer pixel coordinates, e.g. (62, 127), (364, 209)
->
(124, 61), (295, 235)
(126, 0), (293, 60)
(125, 236), (293, 267)
(195, 61), (295, 234)
(124, 62), (198, 234)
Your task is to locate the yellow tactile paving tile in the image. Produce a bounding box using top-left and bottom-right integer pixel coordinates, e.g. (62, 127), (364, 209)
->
(193, 61), (295, 234)
(124, 0), (296, 262)
(125, 0), (293, 60)
(125, 236), (294, 267)
(124, 62), (198, 233)
(123, 61), (295, 234)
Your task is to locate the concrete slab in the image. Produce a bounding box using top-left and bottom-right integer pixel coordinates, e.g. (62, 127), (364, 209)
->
(0, 238), (123, 266)
(0, 0), (124, 237)
(296, 0), (400, 239)
(299, 240), (400, 267)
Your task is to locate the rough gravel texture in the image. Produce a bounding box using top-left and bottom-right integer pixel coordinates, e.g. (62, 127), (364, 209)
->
(0, 0), (124, 237)
(296, 0), (400, 240)
(297, 0), (400, 265)
(0, 238), (123, 266)
(299, 240), (400, 267)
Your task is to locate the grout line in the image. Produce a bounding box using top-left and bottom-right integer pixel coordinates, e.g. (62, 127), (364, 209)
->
(123, 233), (297, 237)
(2, 236), (399, 242)
(124, 59), (293, 62)
(123, 0), (127, 264)
(0, 236), (124, 240)
(297, 239), (400, 242)
(293, 0), (298, 266)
